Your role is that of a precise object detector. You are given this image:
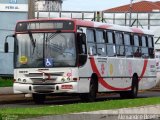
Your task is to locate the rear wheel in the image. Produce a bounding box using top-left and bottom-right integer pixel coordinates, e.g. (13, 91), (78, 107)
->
(120, 75), (138, 99)
(32, 93), (46, 104)
(129, 75), (139, 98)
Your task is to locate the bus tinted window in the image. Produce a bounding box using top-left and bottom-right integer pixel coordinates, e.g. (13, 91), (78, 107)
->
(107, 31), (114, 43)
(141, 36), (149, 58)
(148, 36), (153, 47)
(148, 36), (154, 58)
(87, 29), (96, 55)
(115, 32), (125, 56)
(133, 35), (141, 57)
(106, 31), (116, 57)
(124, 33), (133, 57)
(134, 35), (139, 46)
(96, 30), (106, 56)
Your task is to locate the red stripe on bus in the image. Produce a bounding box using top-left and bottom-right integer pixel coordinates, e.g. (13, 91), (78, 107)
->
(98, 25), (112, 29)
(131, 28), (144, 34)
(89, 57), (148, 91)
(138, 59), (148, 81)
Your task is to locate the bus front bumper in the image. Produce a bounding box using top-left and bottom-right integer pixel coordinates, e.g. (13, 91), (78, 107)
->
(13, 82), (78, 94)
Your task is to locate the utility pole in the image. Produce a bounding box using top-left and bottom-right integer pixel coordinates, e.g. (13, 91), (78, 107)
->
(28, 0), (35, 19)
(129, 0), (133, 27)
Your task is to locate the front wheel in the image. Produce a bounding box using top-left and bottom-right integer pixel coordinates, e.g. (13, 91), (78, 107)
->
(80, 77), (98, 102)
(32, 93), (46, 104)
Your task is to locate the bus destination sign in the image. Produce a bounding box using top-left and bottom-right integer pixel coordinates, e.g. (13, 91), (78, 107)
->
(16, 21), (74, 32)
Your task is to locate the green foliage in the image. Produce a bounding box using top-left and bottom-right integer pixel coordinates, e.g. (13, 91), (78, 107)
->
(0, 78), (13, 87)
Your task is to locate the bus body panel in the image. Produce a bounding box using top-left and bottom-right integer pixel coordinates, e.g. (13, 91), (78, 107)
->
(14, 68), (79, 93)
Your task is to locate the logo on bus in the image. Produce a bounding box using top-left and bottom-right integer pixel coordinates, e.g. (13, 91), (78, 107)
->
(101, 63), (105, 75)
(109, 64), (113, 75)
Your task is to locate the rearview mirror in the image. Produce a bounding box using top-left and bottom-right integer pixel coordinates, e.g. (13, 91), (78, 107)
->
(4, 34), (15, 53)
(4, 42), (9, 53)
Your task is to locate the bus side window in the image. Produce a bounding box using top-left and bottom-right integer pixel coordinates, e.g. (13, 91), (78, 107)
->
(115, 32), (125, 56)
(106, 31), (116, 57)
(141, 36), (149, 58)
(86, 29), (97, 55)
(133, 34), (141, 57)
(96, 30), (106, 56)
(124, 33), (133, 57)
(148, 36), (154, 58)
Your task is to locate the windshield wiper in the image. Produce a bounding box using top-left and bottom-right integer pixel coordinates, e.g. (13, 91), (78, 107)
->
(28, 31), (36, 54)
(46, 30), (61, 42)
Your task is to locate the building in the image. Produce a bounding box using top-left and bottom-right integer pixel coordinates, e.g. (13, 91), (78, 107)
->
(104, 1), (160, 12)
(102, 0), (160, 50)
(0, 0), (28, 76)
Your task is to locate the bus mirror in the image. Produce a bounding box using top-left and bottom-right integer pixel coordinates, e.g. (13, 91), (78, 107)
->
(4, 42), (9, 53)
(4, 34), (15, 53)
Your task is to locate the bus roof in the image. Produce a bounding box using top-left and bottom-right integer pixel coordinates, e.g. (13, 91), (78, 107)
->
(17, 18), (154, 35)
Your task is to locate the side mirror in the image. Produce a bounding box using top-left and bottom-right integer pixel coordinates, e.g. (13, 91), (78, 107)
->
(4, 34), (15, 53)
(4, 42), (9, 53)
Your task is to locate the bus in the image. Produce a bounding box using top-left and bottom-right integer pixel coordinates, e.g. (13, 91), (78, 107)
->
(4, 18), (157, 103)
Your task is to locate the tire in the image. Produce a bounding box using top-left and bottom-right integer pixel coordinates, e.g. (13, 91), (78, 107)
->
(32, 93), (46, 104)
(129, 75), (139, 98)
(80, 77), (98, 102)
(120, 75), (138, 99)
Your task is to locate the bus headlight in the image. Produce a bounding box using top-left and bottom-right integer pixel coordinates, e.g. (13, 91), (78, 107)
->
(18, 78), (21, 82)
(23, 79), (26, 83)
(61, 78), (65, 82)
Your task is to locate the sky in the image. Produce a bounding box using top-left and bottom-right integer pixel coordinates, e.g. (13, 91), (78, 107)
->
(62, 0), (159, 11)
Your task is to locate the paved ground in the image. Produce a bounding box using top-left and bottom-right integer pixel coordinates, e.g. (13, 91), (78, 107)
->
(23, 105), (160, 120)
(0, 87), (160, 120)
(0, 87), (13, 95)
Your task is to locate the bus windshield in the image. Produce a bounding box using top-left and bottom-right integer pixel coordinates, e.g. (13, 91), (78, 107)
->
(15, 32), (76, 68)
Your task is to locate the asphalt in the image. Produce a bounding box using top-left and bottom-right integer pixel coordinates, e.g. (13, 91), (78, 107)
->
(0, 87), (160, 120)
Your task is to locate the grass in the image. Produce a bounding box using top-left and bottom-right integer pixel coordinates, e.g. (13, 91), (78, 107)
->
(0, 97), (160, 119)
(0, 77), (13, 87)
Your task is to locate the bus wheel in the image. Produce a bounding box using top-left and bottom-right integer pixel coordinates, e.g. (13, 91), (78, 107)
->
(129, 75), (139, 98)
(80, 76), (98, 102)
(88, 78), (97, 102)
(120, 75), (138, 99)
(32, 93), (46, 104)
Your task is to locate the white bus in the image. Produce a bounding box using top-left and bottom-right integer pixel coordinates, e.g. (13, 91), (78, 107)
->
(4, 18), (157, 103)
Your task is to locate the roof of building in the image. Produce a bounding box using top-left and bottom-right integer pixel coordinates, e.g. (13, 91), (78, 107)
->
(104, 0), (160, 12)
